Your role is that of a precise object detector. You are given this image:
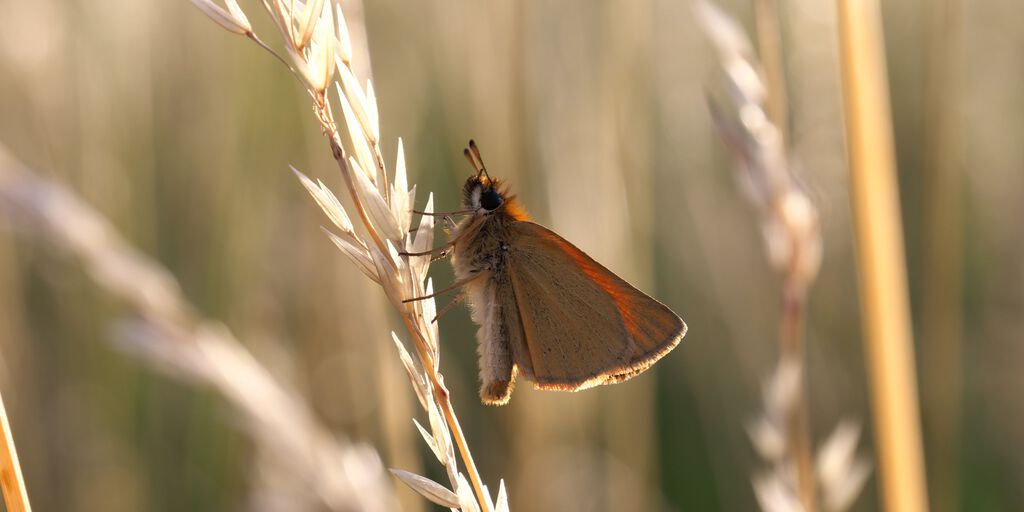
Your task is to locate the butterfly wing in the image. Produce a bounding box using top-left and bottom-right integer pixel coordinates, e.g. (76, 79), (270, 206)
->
(505, 221), (686, 391)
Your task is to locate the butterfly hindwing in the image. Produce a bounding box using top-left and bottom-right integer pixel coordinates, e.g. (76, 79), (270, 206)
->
(505, 221), (686, 390)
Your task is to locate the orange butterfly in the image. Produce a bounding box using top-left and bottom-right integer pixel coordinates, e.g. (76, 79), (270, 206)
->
(408, 141), (686, 405)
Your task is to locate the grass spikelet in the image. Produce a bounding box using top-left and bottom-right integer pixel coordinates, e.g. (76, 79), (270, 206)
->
(189, 1), (503, 510)
(698, 2), (870, 510)
(389, 469), (461, 508)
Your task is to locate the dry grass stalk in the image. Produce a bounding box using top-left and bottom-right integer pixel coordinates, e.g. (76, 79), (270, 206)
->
(0, 386), (30, 512)
(0, 145), (398, 511)
(835, 0), (929, 510)
(920, 0), (964, 508)
(697, 2), (869, 510)
(189, 1), (503, 510)
(753, 0), (788, 146)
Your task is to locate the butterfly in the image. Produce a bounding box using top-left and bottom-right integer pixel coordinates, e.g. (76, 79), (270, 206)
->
(407, 141), (686, 405)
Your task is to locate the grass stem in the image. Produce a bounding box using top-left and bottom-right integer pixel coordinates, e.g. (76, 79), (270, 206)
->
(780, 282), (816, 512)
(920, 0), (964, 508)
(754, 0), (789, 145)
(0, 389), (30, 512)
(399, 314), (491, 512)
(836, 0), (930, 509)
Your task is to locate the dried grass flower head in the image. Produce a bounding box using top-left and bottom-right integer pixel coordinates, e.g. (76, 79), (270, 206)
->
(697, 0), (821, 290)
(190, 1), (504, 510)
(698, 2), (869, 511)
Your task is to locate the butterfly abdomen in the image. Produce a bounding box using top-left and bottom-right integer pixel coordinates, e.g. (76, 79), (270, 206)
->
(451, 211), (523, 405)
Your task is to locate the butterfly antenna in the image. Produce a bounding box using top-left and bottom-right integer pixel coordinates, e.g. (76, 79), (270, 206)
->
(463, 148), (480, 177)
(465, 139), (490, 180)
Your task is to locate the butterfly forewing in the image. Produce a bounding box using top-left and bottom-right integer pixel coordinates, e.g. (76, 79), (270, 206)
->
(506, 222), (686, 390)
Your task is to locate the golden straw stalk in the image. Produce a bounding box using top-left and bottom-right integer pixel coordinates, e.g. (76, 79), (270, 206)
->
(835, 0), (929, 510)
(0, 389), (31, 512)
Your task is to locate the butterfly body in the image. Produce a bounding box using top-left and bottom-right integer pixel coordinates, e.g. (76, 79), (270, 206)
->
(448, 143), (686, 405)
(450, 175), (527, 404)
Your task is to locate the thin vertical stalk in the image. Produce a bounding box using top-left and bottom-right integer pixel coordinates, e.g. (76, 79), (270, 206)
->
(0, 389), (31, 512)
(780, 281), (816, 512)
(754, 0), (789, 146)
(698, 3), (824, 507)
(399, 314), (490, 512)
(920, 0), (963, 509)
(835, 0), (929, 510)
(754, 1), (814, 509)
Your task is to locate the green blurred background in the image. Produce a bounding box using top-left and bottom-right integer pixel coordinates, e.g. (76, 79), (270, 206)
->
(0, 0), (1020, 510)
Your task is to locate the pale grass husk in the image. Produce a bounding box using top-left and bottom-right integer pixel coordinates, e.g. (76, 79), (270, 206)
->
(0, 146), (397, 512)
(189, 1), (503, 510)
(697, 2), (870, 511)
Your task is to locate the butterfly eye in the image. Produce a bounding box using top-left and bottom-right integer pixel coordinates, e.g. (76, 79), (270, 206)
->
(480, 188), (502, 211)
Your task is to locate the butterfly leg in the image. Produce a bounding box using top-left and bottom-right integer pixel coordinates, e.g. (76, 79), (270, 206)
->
(431, 291), (467, 323)
(408, 215), (456, 238)
(442, 215), (457, 232)
(412, 208), (473, 217)
(401, 215), (473, 258)
(431, 247), (453, 262)
(401, 272), (485, 304)
(399, 241), (455, 258)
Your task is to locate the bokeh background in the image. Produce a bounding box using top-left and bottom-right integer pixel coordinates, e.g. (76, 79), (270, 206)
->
(0, 0), (1020, 510)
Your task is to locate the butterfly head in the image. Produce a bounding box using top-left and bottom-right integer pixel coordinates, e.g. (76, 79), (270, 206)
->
(463, 174), (505, 213)
(461, 140), (506, 214)
(459, 140), (529, 220)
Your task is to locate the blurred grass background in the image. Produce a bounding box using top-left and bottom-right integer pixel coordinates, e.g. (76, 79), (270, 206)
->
(0, 0), (1021, 510)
